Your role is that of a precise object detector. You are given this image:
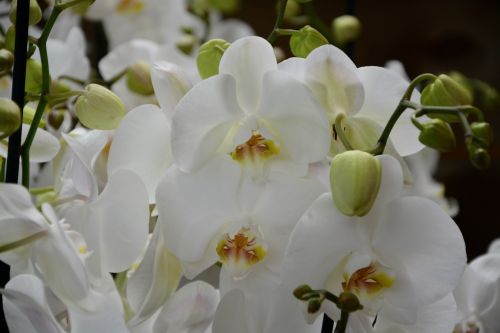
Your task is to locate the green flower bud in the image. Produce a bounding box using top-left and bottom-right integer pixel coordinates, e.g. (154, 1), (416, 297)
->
(330, 150), (381, 217)
(126, 61), (154, 96)
(48, 109), (66, 130)
(471, 122), (493, 147)
(293, 285), (313, 300)
(176, 34), (197, 55)
(5, 26), (16, 52)
(0, 49), (14, 71)
(25, 59), (47, 95)
(23, 105), (45, 128)
(418, 119), (456, 152)
(307, 298), (322, 314)
(421, 74), (472, 122)
(10, 0), (43, 26)
(75, 84), (126, 130)
(0, 98), (21, 139)
(338, 292), (363, 313)
(209, 0), (241, 14)
(290, 25), (328, 58)
(466, 138), (491, 170)
(71, 0), (96, 15)
(197, 39), (230, 79)
(332, 15), (362, 45)
(283, 0), (301, 22)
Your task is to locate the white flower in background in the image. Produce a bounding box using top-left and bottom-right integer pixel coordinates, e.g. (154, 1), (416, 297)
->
(99, 39), (197, 109)
(279, 45), (423, 158)
(0, 184), (92, 311)
(404, 147), (458, 216)
(454, 239), (500, 333)
(282, 155), (466, 330)
(172, 36), (330, 180)
(207, 11), (254, 42)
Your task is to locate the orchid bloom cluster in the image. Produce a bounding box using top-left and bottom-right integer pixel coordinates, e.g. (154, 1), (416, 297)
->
(0, 0), (498, 333)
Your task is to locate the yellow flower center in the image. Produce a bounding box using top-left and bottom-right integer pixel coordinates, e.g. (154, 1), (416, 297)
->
(342, 263), (394, 297)
(230, 131), (280, 163)
(116, 0), (145, 14)
(216, 227), (267, 279)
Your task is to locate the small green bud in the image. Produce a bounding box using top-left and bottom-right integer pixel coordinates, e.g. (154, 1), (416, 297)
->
(48, 109), (66, 130)
(5, 26), (16, 52)
(307, 298), (322, 314)
(0, 49), (14, 71)
(332, 15), (362, 45)
(23, 105), (45, 128)
(421, 74), (472, 122)
(283, 0), (301, 22)
(466, 138), (491, 170)
(0, 98), (21, 139)
(293, 285), (313, 300)
(418, 119), (456, 152)
(290, 25), (328, 58)
(50, 79), (71, 95)
(71, 0), (96, 15)
(471, 122), (493, 147)
(75, 84), (126, 130)
(197, 39), (231, 79)
(209, 0), (241, 14)
(338, 292), (362, 313)
(330, 150), (381, 217)
(10, 0), (43, 26)
(126, 61), (154, 96)
(176, 34), (197, 55)
(25, 59), (47, 95)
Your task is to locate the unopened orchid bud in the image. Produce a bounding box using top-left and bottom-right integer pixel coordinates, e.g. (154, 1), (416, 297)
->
(307, 298), (322, 314)
(176, 34), (197, 55)
(283, 0), (301, 21)
(10, 0), (42, 26)
(25, 59), (46, 95)
(48, 109), (66, 130)
(421, 74), (472, 122)
(0, 98), (21, 139)
(210, 0), (241, 14)
(330, 150), (381, 217)
(71, 0), (96, 15)
(75, 84), (126, 130)
(0, 49), (14, 71)
(338, 292), (362, 312)
(466, 138), (491, 170)
(5, 26), (16, 52)
(418, 119), (456, 152)
(197, 39), (230, 79)
(126, 61), (154, 96)
(332, 15), (362, 44)
(23, 105), (45, 128)
(471, 122), (493, 146)
(290, 25), (328, 58)
(293, 285), (313, 300)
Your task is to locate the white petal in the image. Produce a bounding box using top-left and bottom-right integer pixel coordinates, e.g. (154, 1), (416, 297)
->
(209, 19), (254, 42)
(212, 289), (250, 333)
(151, 61), (192, 115)
(357, 66), (423, 156)
(22, 125), (60, 163)
(171, 74), (243, 172)
(108, 104), (173, 203)
(278, 57), (306, 82)
(488, 239), (500, 255)
(2, 274), (64, 333)
(304, 44), (364, 117)
(372, 196), (466, 307)
(219, 36), (277, 112)
(258, 70), (330, 165)
(152, 281), (219, 333)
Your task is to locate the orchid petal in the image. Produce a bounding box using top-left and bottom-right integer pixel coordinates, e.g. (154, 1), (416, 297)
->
(151, 61), (192, 115)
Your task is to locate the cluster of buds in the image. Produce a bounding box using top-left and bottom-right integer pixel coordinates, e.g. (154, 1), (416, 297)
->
(293, 285), (363, 315)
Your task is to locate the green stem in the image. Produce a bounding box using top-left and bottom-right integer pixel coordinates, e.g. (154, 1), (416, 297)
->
(302, 2), (334, 43)
(29, 186), (54, 195)
(275, 28), (298, 36)
(370, 102), (407, 155)
(403, 73), (436, 100)
(0, 231), (47, 253)
(267, 0), (289, 44)
(333, 311), (349, 333)
(59, 75), (87, 86)
(0, 157), (5, 182)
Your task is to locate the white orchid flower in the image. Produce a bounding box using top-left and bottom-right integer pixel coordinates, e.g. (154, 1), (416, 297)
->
(172, 36), (330, 180)
(404, 147), (458, 216)
(207, 11), (255, 42)
(282, 155), (466, 328)
(279, 44), (423, 157)
(0, 184), (93, 311)
(453, 239), (500, 333)
(156, 154), (325, 281)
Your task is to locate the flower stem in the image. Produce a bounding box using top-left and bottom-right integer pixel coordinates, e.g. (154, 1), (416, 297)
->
(321, 314), (334, 333)
(267, 0), (289, 44)
(333, 311), (349, 333)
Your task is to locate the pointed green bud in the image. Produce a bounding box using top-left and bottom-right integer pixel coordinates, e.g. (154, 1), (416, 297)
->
(23, 105), (45, 128)
(0, 98), (21, 139)
(471, 122), (493, 147)
(466, 137), (491, 170)
(209, 0), (241, 14)
(290, 25), (328, 58)
(330, 151), (381, 217)
(338, 292), (362, 313)
(307, 298), (322, 314)
(48, 109), (66, 130)
(293, 285), (313, 300)
(421, 74), (472, 122)
(10, 0), (43, 26)
(75, 84), (126, 130)
(197, 39), (230, 79)
(283, 0), (301, 22)
(332, 15), (362, 45)
(0, 49), (14, 71)
(126, 61), (154, 96)
(418, 119), (456, 152)
(25, 59), (47, 95)
(176, 34), (197, 55)
(71, 0), (96, 15)
(5, 26), (16, 52)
